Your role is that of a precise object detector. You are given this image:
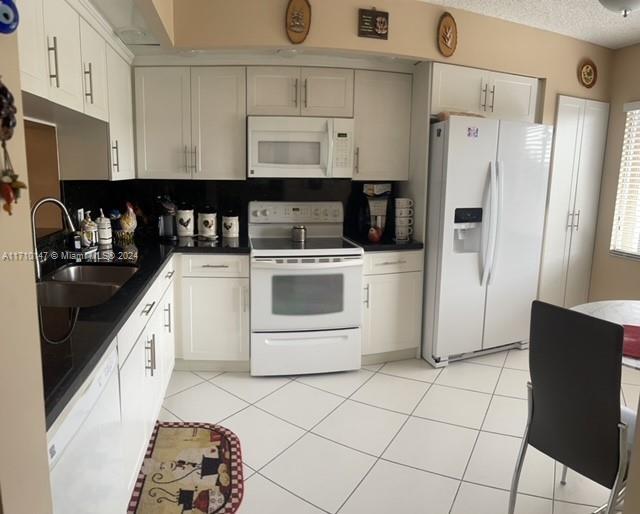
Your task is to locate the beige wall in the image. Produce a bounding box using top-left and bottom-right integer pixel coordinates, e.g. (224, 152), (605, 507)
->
(165, 0), (613, 124)
(590, 43), (640, 301)
(151, 0), (174, 42)
(0, 35), (52, 514)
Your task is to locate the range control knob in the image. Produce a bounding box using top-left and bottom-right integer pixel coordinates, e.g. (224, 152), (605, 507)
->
(252, 210), (261, 217)
(261, 209), (270, 217)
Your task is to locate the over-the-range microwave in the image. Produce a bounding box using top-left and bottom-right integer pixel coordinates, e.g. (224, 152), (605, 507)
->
(247, 116), (355, 179)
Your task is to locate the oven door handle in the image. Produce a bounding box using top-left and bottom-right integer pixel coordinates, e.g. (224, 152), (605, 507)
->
(251, 260), (363, 271)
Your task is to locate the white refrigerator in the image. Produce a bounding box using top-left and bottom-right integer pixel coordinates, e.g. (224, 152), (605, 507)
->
(423, 116), (552, 366)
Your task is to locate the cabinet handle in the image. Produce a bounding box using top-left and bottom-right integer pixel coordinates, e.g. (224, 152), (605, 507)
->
(47, 36), (60, 88)
(480, 83), (488, 111)
(202, 264), (229, 269)
(380, 260), (407, 266)
(112, 140), (120, 173)
(145, 336), (155, 376)
(165, 270), (175, 279)
(304, 78), (308, 108)
(574, 209), (581, 231)
(142, 301), (156, 316)
(164, 303), (172, 332)
(566, 211), (575, 229)
(192, 146), (198, 173)
(355, 147), (360, 174)
(364, 284), (371, 308)
(84, 62), (94, 104)
(489, 85), (496, 112)
(184, 145), (189, 173)
(294, 78), (298, 107)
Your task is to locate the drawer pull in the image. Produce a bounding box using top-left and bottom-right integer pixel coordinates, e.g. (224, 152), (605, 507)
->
(145, 335), (157, 376)
(165, 270), (175, 279)
(164, 303), (172, 332)
(201, 264), (230, 269)
(380, 260), (407, 266)
(141, 301), (156, 316)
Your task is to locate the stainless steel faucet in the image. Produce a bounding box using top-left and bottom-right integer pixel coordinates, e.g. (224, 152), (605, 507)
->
(31, 197), (76, 281)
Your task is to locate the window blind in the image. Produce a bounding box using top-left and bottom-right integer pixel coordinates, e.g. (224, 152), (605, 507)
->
(610, 104), (640, 257)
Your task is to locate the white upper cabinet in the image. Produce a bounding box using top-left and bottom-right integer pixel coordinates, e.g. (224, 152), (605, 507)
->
(431, 63), (539, 123)
(353, 70), (412, 181)
(191, 67), (246, 180)
(487, 72), (538, 122)
(300, 68), (354, 117)
(80, 19), (109, 121)
(431, 63), (488, 116)
(135, 67), (192, 179)
(247, 66), (300, 116)
(107, 46), (135, 180)
(17, 0), (48, 97)
(247, 66), (354, 117)
(44, 0), (84, 113)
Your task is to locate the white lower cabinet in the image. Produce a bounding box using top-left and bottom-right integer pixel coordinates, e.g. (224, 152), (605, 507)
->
(180, 276), (250, 361)
(362, 251), (423, 355)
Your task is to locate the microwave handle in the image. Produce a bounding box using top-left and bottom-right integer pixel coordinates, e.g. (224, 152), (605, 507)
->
(326, 119), (335, 177)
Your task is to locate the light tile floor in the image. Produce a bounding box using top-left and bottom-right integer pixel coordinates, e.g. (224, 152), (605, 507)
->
(159, 349), (639, 514)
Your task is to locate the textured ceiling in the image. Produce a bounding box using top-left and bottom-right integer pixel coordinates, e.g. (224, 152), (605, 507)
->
(423, 0), (640, 49)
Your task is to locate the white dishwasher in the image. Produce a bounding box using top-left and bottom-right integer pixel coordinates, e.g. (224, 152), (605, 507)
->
(48, 344), (127, 514)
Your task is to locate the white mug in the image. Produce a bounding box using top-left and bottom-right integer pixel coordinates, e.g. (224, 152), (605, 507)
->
(395, 217), (414, 226)
(176, 209), (194, 237)
(395, 208), (414, 217)
(395, 198), (414, 209)
(222, 215), (240, 238)
(395, 225), (414, 240)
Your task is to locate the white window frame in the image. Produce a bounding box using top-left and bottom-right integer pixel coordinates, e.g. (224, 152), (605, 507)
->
(610, 101), (640, 259)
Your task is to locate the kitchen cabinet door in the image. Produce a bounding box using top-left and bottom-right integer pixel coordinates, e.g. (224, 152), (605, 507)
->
(487, 72), (538, 123)
(106, 47), (135, 180)
(80, 19), (109, 121)
(300, 68), (354, 117)
(17, 0), (48, 97)
(564, 100), (609, 307)
(431, 62), (488, 117)
(181, 277), (250, 361)
(191, 67), (246, 180)
(247, 66), (300, 116)
(354, 70), (412, 181)
(159, 282), (176, 391)
(135, 67), (191, 179)
(119, 332), (149, 494)
(44, 0), (84, 113)
(362, 271), (423, 355)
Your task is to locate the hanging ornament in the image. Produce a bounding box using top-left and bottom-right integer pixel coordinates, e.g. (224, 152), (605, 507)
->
(0, 0), (19, 34)
(0, 78), (26, 215)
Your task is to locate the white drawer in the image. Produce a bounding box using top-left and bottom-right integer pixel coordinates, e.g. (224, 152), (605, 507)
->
(364, 250), (424, 275)
(117, 256), (175, 368)
(181, 254), (249, 278)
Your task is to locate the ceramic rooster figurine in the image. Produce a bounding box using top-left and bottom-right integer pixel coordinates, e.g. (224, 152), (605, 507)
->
(120, 202), (137, 234)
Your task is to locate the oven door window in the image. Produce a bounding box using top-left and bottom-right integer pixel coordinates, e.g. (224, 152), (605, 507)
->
(272, 274), (344, 315)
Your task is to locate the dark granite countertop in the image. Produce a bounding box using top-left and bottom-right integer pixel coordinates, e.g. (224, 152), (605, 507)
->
(346, 238), (424, 252)
(40, 236), (250, 429)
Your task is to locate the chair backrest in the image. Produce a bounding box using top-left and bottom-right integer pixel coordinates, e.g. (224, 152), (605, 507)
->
(528, 301), (624, 489)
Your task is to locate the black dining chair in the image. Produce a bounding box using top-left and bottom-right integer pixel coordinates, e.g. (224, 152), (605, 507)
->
(509, 301), (635, 514)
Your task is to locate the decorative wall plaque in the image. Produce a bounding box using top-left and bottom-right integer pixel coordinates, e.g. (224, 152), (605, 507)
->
(437, 12), (457, 57)
(286, 0), (311, 45)
(358, 8), (389, 40)
(578, 59), (597, 89)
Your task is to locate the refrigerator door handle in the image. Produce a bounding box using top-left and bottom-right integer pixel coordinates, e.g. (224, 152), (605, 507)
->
(481, 161), (498, 286)
(488, 160), (504, 284)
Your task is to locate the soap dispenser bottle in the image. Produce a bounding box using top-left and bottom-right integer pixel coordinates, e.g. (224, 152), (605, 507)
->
(80, 211), (98, 247)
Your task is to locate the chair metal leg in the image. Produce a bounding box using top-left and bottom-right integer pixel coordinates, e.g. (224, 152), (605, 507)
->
(560, 464), (568, 485)
(601, 423), (629, 514)
(509, 383), (533, 514)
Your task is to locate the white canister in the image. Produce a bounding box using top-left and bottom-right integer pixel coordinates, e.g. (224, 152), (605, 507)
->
(176, 209), (195, 237)
(222, 215), (240, 238)
(96, 209), (112, 245)
(198, 211), (217, 239)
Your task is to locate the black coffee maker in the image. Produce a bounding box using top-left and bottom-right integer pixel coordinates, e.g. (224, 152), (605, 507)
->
(345, 183), (394, 244)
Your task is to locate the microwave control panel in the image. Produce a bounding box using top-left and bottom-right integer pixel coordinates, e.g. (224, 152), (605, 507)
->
(331, 118), (354, 178)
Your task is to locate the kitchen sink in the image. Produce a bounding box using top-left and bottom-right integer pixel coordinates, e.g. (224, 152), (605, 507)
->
(37, 281), (120, 308)
(48, 264), (139, 287)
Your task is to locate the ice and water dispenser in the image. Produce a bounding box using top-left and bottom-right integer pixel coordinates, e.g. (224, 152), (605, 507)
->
(453, 208), (483, 253)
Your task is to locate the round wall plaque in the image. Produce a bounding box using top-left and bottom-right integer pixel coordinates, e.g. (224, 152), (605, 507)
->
(437, 12), (457, 58)
(286, 0), (311, 45)
(578, 59), (598, 89)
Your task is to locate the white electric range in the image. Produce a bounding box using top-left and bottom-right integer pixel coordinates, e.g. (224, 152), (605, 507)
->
(249, 201), (364, 376)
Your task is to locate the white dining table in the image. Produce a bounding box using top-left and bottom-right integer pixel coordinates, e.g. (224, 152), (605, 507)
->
(573, 300), (640, 370)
